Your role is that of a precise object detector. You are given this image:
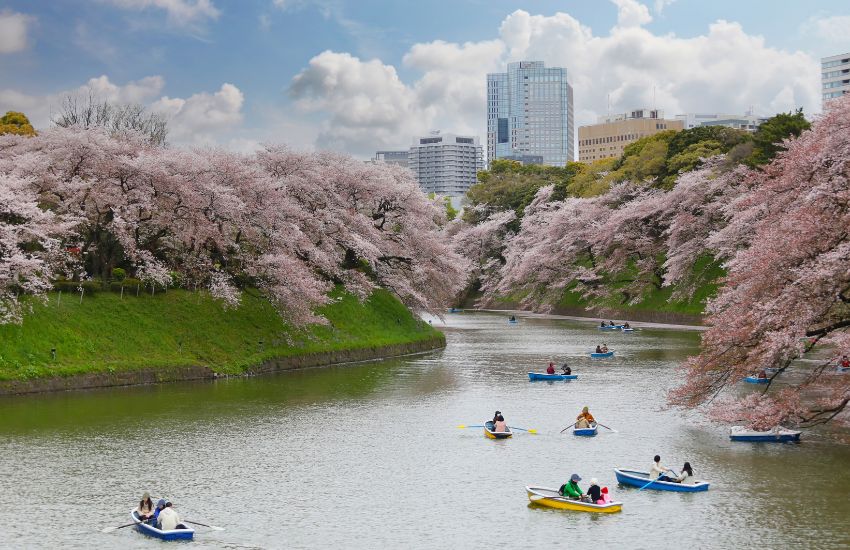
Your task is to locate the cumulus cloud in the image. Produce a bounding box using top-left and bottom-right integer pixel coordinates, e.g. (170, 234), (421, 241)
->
(289, 0), (821, 157)
(0, 10), (35, 54)
(102, 0), (219, 26)
(0, 75), (244, 147)
(653, 0), (677, 14)
(151, 83), (244, 145)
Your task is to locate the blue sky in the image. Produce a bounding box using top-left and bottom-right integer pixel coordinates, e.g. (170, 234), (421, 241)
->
(2, 0), (849, 155)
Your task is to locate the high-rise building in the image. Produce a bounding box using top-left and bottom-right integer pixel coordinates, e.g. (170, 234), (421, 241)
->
(822, 52), (850, 108)
(675, 112), (767, 133)
(487, 61), (574, 166)
(371, 150), (409, 167)
(578, 109), (683, 163)
(408, 132), (483, 197)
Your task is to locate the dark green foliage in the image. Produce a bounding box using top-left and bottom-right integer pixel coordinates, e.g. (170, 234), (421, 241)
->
(111, 268), (126, 281)
(746, 109), (811, 166)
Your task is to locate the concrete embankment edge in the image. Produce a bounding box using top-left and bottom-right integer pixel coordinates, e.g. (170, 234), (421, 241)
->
(0, 335), (446, 397)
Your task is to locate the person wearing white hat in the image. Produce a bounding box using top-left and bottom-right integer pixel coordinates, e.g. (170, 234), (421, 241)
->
(586, 478), (601, 503)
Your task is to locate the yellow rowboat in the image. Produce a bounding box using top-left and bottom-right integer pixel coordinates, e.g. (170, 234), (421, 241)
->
(526, 486), (623, 513)
(484, 420), (513, 439)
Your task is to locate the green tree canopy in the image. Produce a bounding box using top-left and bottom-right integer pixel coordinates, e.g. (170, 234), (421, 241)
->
(0, 111), (36, 136)
(746, 109), (811, 166)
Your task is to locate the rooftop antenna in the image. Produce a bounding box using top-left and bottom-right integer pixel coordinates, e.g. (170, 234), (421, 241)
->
(607, 93), (611, 118)
(653, 85), (657, 114)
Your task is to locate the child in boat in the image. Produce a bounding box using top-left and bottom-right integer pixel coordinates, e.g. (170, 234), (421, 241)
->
(673, 462), (695, 484)
(546, 362), (556, 374)
(586, 478), (601, 503)
(137, 492), (154, 521)
(494, 414), (508, 433)
(559, 474), (587, 500)
(597, 487), (611, 504)
(575, 406), (595, 428)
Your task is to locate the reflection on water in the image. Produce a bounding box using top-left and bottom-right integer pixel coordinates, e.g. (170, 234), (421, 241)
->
(0, 312), (848, 549)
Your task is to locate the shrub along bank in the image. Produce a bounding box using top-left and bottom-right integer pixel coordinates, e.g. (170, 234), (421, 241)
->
(0, 287), (443, 384)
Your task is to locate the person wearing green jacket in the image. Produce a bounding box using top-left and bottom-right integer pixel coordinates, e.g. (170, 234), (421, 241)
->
(560, 473), (584, 499)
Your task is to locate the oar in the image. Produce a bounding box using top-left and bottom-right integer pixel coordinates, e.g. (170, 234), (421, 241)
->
(101, 521), (139, 533)
(637, 470), (677, 491)
(560, 423), (577, 433)
(456, 424), (485, 429)
(184, 519), (225, 531)
(596, 422), (618, 433)
(509, 426), (537, 434)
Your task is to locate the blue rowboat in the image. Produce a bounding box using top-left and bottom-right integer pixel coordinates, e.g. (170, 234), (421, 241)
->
(764, 367), (780, 374)
(508, 319), (518, 324)
(613, 468), (710, 492)
(590, 351), (614, 358)
(743, 376), (769, 384)
(131, 510), (194, 541)
(528, 372), (578, 381)
(598, 325), (620, 330)
(573, 422), (598, 436)
(729, 426), (801, 442)
(447, 307), (463, 313)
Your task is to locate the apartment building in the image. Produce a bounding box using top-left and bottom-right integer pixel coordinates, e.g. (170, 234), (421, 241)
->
(578, 109), (683, 163)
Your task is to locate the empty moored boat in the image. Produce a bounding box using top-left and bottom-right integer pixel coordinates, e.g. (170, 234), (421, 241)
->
(528, 372), (578, 381)
(613, 468), (710, 492)
(130, 510), (194, 541)
(526, 486), (622, 513)
(729, 426), (801, 442)
(484, 420), (512, 439)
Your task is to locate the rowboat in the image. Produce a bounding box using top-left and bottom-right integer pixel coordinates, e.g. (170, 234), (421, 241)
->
(590, 351), (614, 358)
(613, 468), (709, 492)
(447, 307), (462, 313)
(729, 426), (801, 442)
(484, 420), (512, 439)
(743, 376), (769, 384)
(528, 372), (578, 381)
(130, 510), (194, 541)
(508, 319), (518, 324)
(526, 486), (622, 513)
(598, 325), (621, 330)
(622, 327), (635, 333)
(573, 422), (598, 436)
(837, 367), (850, 373)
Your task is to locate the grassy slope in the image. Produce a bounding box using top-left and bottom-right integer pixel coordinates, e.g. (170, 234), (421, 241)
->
(0, 288), (441, 381)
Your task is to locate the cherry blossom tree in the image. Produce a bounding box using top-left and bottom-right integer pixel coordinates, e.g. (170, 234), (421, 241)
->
(670, 95), (850, 428)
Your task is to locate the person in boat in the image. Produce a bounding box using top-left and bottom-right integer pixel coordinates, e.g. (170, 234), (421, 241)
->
(651, 455), (674, 481)
(559, 473), (586, 501)
(601, 344), (609, 353)
(840, 355), (849, 369)
(575, 406), (595, 429)
(673, 462), (695, 485)
(595, 345), (602, 353)
(149, 498), (166, 525)
(492, 410), (501, 424)
(597, 486), (611, 504)
(757, 369), (768, 379)
(608, 321), (615, 326)
(509, 315), (516, 322)
(600, 321), (606, 327)
(137, 492), (154, 521)
(494, 414), (508, 433)
(586, 478), (602, 503)
(561, 363), (571, 375)
(546, 362), (556, 375)
(157, 501), (182, 531)
(623, 322), (630, 329)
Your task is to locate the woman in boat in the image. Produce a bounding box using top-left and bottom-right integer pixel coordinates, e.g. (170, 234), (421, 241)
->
(673, 462), (695, 484)
(492, 410), (501, 424)
(586, 478), (602, 503)
(601, 343), (609, 353)
(137, 492), (155, 521)
(651, 455), (674, 481)
(575, 406), (595, 429)
(546, 362), (556, 375)
(561, 363), (571, 375)
(559, 474), (585, 500)
(595, 345), (602, 353)
(494, 414), (508, 433)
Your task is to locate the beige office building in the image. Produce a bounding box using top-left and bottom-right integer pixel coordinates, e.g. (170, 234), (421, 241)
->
(578, 109), (683, 163)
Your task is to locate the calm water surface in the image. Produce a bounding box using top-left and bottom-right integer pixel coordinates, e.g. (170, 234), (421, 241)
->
(1, 312), (848, 549)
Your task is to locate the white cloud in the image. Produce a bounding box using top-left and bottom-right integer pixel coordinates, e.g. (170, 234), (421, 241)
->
(103, 0), (219, 26)
(803, 15), (850, 46)
(289, 1), (821, 156)
(151, 83), (244, 145)
(0, 10), (35, 54)
(0, 76), (244, 147)
(653, 0), (677, 15)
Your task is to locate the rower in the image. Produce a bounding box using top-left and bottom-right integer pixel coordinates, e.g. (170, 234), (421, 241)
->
(576, 406), (595, 428)
(561, 363), (571, 375)
(546, 362), (556, 375)
(494, 414), (508, 433)
(650, 455), (673, 480)
(157, 501), (182, 531)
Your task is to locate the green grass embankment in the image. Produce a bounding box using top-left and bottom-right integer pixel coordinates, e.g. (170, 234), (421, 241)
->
(0, 288), (442, 381)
